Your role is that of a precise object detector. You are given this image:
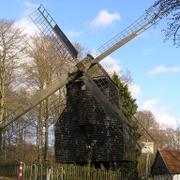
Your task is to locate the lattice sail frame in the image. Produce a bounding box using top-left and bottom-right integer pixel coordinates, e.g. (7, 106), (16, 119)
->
(97, 0), (175, 56)
(29, 4), (78, 64)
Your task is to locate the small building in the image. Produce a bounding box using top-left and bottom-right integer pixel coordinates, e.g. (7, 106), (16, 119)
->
(151, 149), (180, 180)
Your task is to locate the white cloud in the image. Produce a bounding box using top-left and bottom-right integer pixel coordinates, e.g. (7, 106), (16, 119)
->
(18, 0), (38, 16)
(66, 30), (84, 38)
(100, 56), (121, 75)
(141, 99), (158, 110)
(148, 65), (180, 75)
(15, 0), (39, 35)
(128, 83), (142, 98)
(90, 10), (120, 29)
(15, 17), (38, 35)
(21, 0), (38, 9)
(141, 99), (179, 129)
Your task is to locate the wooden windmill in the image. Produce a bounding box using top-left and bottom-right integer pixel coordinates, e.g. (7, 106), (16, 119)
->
(0, 0), (175, 168)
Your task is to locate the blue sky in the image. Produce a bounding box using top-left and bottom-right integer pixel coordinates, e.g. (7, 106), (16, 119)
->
(1, 0), (179, 128)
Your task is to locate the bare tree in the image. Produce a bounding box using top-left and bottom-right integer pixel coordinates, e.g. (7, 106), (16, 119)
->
(0, 19), (26, 157)
(24, 35), (77, 163)
(135, 111), (159, 134)
(157, 0), (180, 46)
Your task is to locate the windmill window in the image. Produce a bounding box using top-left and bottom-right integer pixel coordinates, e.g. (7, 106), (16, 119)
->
(96, 78), (109, 89)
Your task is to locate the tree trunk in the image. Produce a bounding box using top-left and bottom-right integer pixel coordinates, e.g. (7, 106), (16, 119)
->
(0, 62), (6, 158)
(0, 128), (2, 158)
(44, 97), (49, 161)
(37, 102), (43, 164)
(0, 66), (5, 128)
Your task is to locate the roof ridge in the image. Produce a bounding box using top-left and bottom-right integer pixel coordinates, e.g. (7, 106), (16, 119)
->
(159, 149), (171, 174)
(160, 149), (180, 174)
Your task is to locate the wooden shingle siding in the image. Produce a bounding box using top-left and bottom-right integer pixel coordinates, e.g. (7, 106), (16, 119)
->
(55, 73), (133, 168)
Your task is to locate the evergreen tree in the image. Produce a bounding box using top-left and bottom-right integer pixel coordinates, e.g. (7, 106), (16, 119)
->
(112, 72), (141, 179)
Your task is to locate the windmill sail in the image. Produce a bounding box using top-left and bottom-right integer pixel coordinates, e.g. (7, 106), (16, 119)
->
(29, 4), (78, 62)
(94, 0), (176, 63)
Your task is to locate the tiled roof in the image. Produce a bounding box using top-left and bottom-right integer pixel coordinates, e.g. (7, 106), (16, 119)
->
(160, 149), (180, 174)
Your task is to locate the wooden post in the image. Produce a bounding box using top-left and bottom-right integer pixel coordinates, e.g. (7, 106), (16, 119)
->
(146, 153), (150, 180)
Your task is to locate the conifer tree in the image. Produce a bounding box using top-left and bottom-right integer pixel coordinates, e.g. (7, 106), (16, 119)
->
(112, 72), (140, 179)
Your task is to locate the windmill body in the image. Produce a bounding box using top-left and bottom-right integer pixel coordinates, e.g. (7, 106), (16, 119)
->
(55, 63), (132, 168)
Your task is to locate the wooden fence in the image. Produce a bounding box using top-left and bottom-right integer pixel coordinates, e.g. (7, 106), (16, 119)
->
(0, 163), (126, 180)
